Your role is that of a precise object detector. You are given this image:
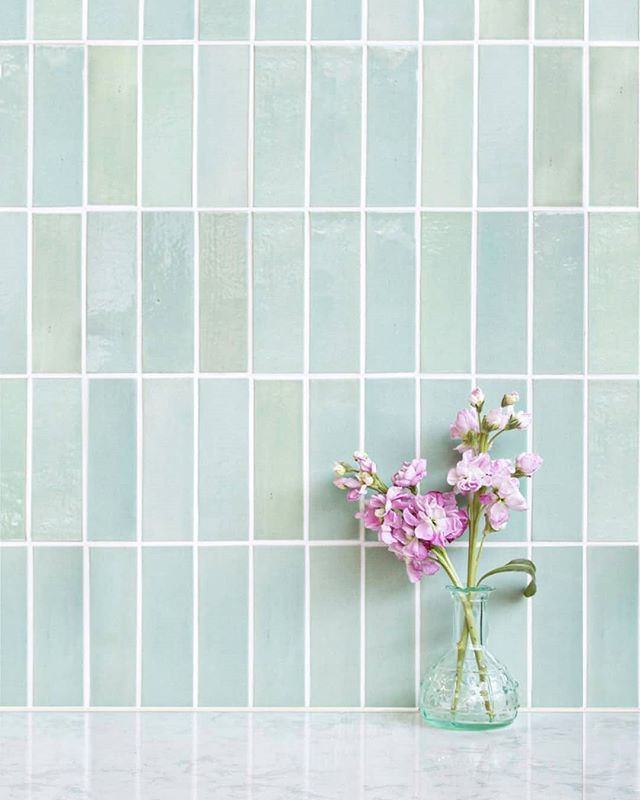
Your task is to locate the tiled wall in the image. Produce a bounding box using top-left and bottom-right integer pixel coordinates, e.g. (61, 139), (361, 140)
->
(0, 0), (638, 709)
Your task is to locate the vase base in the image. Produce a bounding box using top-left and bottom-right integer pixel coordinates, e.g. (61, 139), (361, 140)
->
(420, 709), (517, 731)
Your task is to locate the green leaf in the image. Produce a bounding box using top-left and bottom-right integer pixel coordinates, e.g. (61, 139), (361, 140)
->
(477, 558), (537, 597)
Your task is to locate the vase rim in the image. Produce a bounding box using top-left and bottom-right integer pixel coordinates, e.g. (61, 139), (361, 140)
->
(447, 585), (495, 594)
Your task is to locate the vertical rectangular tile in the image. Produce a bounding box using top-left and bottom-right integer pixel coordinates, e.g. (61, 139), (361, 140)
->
(254, 547), (305, 706)
(422, 46), (473, 207)
(367, 47), (417, 207)
(32, 379), (82, 541)
(534, 47), (583, 206)
(312, 0), (361, 39)
(254, 47), (305, 207)
(366, 213), (415, 373)
(480, 0), (529, 38)
(144, 0), (194, 38)
(89, 0), (138, 39)
(0, 48), (28, 206)
(0, 548), (27, 705)
(310, 213), (360, 373)
(34, 0), (81, 38)
(33, 548), (83, 706)
(199, 213), (248, 372)
(142, 46), (193, 207)
(90, 549), (136, 706)
(88, 379), (137, 541)
(0, 213), (27, 372)
(200, 0), (250, 39)
(421, 378), (471, 487)
(365, 379), (415, 478)
(253, 213), (304, 373)
(198, 45), (249, 207)
(0, 0), (26, 38)
(33, 46), (83, 207)
(368, 0), (418, 39)
(310, 46), (361, 207)
(590, 0), (639, 40)
(0, 380), (26, 540)
(536, 0), (583, 38)
(142, 379), (194, 541)
(142, 212), (194, 373)
(199, 380), (249, 540)
(88, 46), (137, 205)
(424, 0), (474, 39)
(142, 548), (193, 706)
(199, 548), (248, 705)
(256, 0), (305, 39)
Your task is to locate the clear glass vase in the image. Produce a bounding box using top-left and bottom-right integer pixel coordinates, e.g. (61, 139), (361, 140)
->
(419, 586), (519, 730)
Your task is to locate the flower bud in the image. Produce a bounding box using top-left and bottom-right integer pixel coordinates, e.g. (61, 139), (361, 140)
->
(359, 471), (374, 486)
(333, 461), (347, 476)
(468, 387), (485, 408)
(485, 408), (508, 432)
(501, 392), (519, 408)
(512, 410), (532, 430)
(516, 452), (543, 476)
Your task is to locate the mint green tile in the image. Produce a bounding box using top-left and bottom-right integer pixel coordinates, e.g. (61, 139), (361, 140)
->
(0, 0), (26, 38)
(480, 0), (528, 37)
(477, 213), (528, 374)
(590, 48), (639, 206)
(312, 0), (361, 39)
(88, 380), (137, 541)
(199, 213), (248, 372)
(365, 547), (414, 706)
(420, 549), (452, 669)
(366, 214), (415, 373)
(310, 547), (360, 706)
(34, 547), (83, 706)
(369, 0), (418, 39)
(143, 380), (193, 541)
(536, 0), (583, 38)
(589, 214), (640, 374)
(144, 0), (194, 38)
(142, 46), (193, 207)
(0, 548), (27, 704)
(588, 381), (638, 542)
(256, 0), (305, 39)
(198, 46), (249, 207)
(590, 0), (639, 40)
(309, 379), (360, 540)
(310, 46), (361, 207)
(0, 380), (26, 540)
(34, 0), (81, 38)
(421, 378), (471, 489)
(199, 380), (249, 540)
(88, 47), (137, 205)
(0, 48), (27, 206)
(254, 381), (303, 540)
(479, 46), (528, 207)
(87, 213), (137, 373)
(422, 46), (473, 207)
(254, 546), (304, 706)
(534, 48), (583, 206)
(142, 547), (193, 706)
(200, 0), (249, 39)
(310, 213), (360, 373)
(89, 0), (138, 38)
(142, 212), (194, 372)
(367, 47), (417, 207)
(254, 47), (305, 206)
(533, 380), (583, 541)
(533, 213), (584, 373)
(90, 548), (136, 706)
(588, 547), (638, 706)
(532, 547), (582, 706)
(253, 213), (304, 373)
(32, 379), (82, 541)
(34, 47), (83, 207)
(0, 214), (27, 372)
(424, 0), (474, 39)
(365, 379), (415, 479)
(199, 548), (248, 705)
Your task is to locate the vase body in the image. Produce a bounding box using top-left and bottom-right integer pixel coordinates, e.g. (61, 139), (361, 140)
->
(419, 586), (519, 730)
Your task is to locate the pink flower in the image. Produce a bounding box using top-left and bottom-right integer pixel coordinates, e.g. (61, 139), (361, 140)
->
(447, 450), (491, 494)
(333, 475), (367, 503)
(449, 408), (480, 440)
(516, 452), (543, 476)
(489, 458), (514, 482)
(353, 451), (376, 474)
(468, 388), (485, 407)
(486, 501), (510, 530)
(494, 477), (527, 511)
(392, 458), (427, 488)
(485, 407), (509, 431)
(403, 491), (468, 546)
(406, 557), (440, 583)
(357, 486), (413, 536)
(512, 411), (532, 430)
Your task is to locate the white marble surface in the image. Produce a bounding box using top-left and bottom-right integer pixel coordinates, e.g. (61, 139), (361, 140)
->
(0, 711), (637, 799)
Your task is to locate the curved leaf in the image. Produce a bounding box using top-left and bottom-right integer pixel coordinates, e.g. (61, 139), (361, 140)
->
(477, 558), (537, 597)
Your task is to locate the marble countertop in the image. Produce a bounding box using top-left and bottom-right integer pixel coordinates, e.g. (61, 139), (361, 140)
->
(0, 711), (637, 799)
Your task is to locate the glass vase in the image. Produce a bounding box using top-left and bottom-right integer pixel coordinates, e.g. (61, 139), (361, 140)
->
(419, 586), (519, 730)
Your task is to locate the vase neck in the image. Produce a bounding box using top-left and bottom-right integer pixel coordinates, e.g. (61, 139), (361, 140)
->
(449, 587), (493, 649)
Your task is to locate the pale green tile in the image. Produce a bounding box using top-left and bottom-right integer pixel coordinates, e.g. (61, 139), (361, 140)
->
(309, 379), (359, 540)
(310, 213), (360, 373)
(88, 47), (137, 205)
(480, 0), (529, 37)
(198, 46), (249, 207)
(365, 379), (415, 479)
(89, 0), (138, 39)
(87, 212), (137, 373)
(88, 380), (137, 541)
(310, 547), (360, 706)
(254, 547), (304, 706)
(142, 46), (193, 207)
(254, 381), (303, 540)
(533, 213), (584, 373)
(144, 0), (194, 38)
(0, 214), (27, 372)
(0, 48), (28, 206)
(366, 213), (415, 373)
(32, 379), (82, 541)
(256, 0), (305, 39)
(588, 381), (638, 541)
(590, 0), (639, 40)
(253, 213), (304, 373)
(534, 47), (583, 206)
(142, 548), (193, 706)
(477, 213), (528, 374)
(424, 0), (474, 39)
(34, 0), (81, 38)
(0, 548), (27, 705)
(0, 380), (26, 540)
(422, 46), (473, 207)
(200, 0), (249, 39)
(369, 0), (418, 39)
(142, 379), (194, 541)
(312, 0), (361, 39)
(590, 48), (639, 206)
(421, 378), (471, 489)
(587, 547), (638, 706)
(589, 213), (640, 374)
(34, 547), (83, 706)
(199, 548), (248, 705)
(90, 549), (136, 706)
(420, 550), (452, 670)
(254, 47), (305, 206)
(536, 0), (583, 38)
(0, 0), (26, 38)
(367, 47), (417, 207)
(142, 212), (194, 372)
(199, 213), (248, 372)
(199, 380), (249, 540)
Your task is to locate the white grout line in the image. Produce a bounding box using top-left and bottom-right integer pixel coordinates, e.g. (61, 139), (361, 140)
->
(637, 0), (640, 714)
(0, 539), (636, 548)
(6, 204), (639, 213)
(470, 0), (479, 385)
(5, 38), (640, 47)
